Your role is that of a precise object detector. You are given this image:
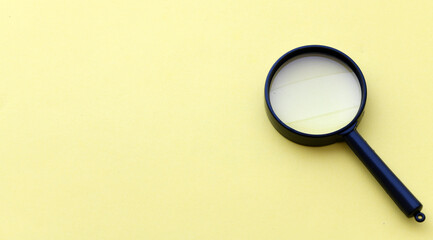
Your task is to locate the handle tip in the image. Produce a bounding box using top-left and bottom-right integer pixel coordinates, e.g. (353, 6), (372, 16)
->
(414, 212), (425, 223)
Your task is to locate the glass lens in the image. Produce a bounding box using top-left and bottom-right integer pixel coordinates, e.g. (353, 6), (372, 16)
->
(269, 54), (362, 135)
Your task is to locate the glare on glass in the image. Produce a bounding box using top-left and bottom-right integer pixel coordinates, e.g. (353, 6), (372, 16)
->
(269, 54), (361, 134)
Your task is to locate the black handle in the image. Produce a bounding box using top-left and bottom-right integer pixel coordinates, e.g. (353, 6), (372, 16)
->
(343, 130), (425, 222)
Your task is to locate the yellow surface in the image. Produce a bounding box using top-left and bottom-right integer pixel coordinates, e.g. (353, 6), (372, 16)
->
(0, 1), (432, 239)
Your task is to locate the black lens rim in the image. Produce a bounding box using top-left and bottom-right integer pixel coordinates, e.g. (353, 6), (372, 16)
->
(264, 45), (367, 146)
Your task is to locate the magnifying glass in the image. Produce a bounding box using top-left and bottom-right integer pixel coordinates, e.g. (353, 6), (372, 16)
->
(264, 45), (425, 222)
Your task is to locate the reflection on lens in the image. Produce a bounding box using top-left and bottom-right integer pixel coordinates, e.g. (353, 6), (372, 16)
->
(270, 54), (362, 135)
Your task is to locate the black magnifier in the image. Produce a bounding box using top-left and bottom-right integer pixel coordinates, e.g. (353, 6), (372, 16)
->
(264, 45), (425, 222)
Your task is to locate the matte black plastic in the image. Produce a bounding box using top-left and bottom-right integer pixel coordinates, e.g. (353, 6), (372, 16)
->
(344, 130), (423, 218)
(264, 45), (367, 146)
(264, 45), (425, 222)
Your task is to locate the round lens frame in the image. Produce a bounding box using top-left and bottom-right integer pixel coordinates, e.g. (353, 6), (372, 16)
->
(265, 45), (367, 146)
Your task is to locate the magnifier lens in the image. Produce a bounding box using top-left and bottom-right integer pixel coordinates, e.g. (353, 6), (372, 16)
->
(269, 54), (362, 134)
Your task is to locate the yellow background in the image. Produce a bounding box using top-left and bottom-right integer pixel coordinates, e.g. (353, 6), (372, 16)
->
(1, 1), (432, 239)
